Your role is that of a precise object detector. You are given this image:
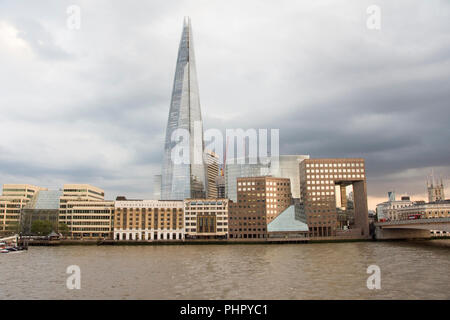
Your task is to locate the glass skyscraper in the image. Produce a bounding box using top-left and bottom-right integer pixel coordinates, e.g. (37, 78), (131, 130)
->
(161, 17), (206, 200)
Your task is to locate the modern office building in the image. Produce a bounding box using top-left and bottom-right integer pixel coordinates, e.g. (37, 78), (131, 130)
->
(299, 158), (369, 238)
(58, 184), (114, 239)
(114, 199), (184, 241)
(229, 176), (292, 239)
(59, 184), (105, 202)
(160, 17), (206, 200)
(0, 184), (47, 235)
(225, 157), (272, 202)
(184, 199), (229, 239)
(215, 175), (226, 199)
(20, 190), (63, 234)
(224, 155), (309, 202)
(204, 150), (220, 198)
(271, 155), (309, 199)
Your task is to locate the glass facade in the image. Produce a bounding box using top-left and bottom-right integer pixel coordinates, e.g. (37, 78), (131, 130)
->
(153, 175), (161, 200)
(20, 190), (63, 234)
(274, 155), (310, 199)
(161, 17), (206, 200)
(224, 155), (309, 202)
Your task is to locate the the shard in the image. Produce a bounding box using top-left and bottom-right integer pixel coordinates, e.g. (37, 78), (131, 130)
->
(160, 17), (206, 200)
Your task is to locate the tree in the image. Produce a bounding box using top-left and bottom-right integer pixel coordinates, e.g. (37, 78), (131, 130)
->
(31, 220), (53, 236)
(5, 221), (20, 235)
(58, 222), (70, 237)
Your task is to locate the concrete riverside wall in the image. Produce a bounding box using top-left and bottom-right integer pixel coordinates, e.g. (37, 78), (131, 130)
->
(375, 228), (431, 240)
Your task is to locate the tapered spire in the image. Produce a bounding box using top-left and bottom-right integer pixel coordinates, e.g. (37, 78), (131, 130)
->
(160, 18), (205, 200)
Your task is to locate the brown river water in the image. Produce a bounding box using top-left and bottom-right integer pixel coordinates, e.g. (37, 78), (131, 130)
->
(1, 240), (449, 299)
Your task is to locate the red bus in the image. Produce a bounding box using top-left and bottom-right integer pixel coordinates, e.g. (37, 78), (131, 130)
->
(408, 214), (422, 220)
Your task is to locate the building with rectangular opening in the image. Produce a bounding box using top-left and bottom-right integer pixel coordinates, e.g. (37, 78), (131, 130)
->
(299, 158), (369, 238)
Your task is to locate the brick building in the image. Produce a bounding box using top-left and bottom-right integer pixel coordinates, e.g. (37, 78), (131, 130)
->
(229, 176), (292, 239)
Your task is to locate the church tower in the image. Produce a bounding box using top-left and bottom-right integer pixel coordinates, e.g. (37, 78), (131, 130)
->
(427, 173), (445, 203)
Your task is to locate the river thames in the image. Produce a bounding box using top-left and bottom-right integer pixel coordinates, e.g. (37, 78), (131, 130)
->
(1, 240), (449, 299)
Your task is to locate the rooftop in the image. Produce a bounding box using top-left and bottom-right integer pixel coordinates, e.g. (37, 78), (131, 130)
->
(267, 205), (309, 232)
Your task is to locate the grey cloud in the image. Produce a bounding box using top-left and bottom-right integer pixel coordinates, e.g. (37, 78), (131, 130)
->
(0, 0), (449, 205)
(13, 18), (71, 60)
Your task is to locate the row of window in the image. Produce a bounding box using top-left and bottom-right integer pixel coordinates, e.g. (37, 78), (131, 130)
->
(70, 227), (110, 231)
(185, 228), (227, 232)
(307, 174), (364, 180)
(229, 228), (267, 232)
(68, 221), (111, 226)
(307, 168), (364, 174)
(306, 162), (363, 168)
(60, 215), (112, 219)
(238, 181), (289, 186)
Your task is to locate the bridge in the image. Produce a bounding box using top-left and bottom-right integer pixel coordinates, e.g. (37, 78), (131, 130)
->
(374, 218), (450, 239)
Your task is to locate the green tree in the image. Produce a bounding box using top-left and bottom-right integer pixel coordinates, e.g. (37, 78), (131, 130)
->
(58, 222), (70, 237)
(5, 221), (20, 235)
(31, 220), (53, 236)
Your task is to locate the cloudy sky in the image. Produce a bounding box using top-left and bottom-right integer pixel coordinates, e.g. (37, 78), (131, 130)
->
(0, 0), (449, 209)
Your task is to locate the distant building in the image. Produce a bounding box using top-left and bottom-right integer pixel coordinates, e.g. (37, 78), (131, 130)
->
(114, 200), (184, 241)
(397, 200), (450, 220)
(229, 176), (292, 239)
(58, 184), (114, 239)
(225, 157), (272, 202)
(299, 158), (369, 238)
(427, 177), (445, 202)
(375, 192), (413, 221)
(215, 176), (226, 199)
(184, 199), (229, 239)
(368, 210), (376, 223)
(0, 184), (47, 235)
(348, 191), (354, 202)
(204, 151), (220, 198)
(20, 190), (63, 234)
(388, 191), (396, 202)
(225, 155), (309, 202)
(153, 175), (161, 200)
(274, 155), (310, 199)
